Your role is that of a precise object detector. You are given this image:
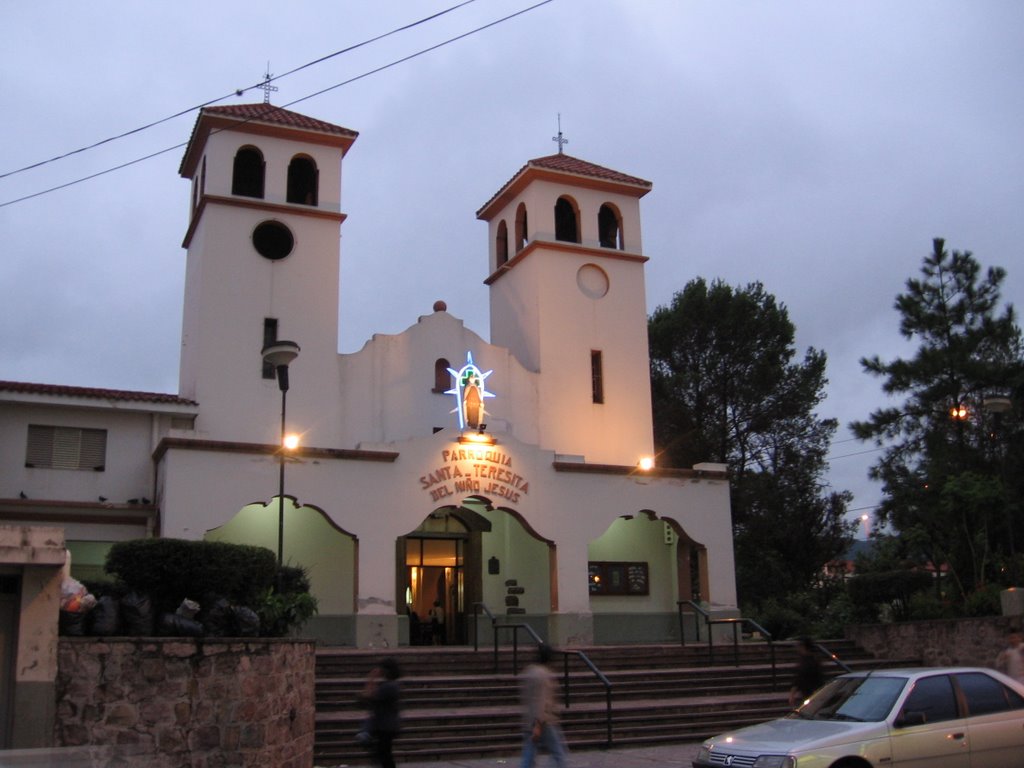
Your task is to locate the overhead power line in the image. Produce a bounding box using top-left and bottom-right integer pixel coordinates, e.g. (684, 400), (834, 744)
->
(2, 0), (558, 211)
(0, 0), (555, 210)
(0, 0), (484, 182)
(827, 446), (883, 461)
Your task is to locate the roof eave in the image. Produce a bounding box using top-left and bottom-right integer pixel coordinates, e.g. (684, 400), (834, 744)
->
(477, 164), (652, 221)
(179, 111), (358, 178)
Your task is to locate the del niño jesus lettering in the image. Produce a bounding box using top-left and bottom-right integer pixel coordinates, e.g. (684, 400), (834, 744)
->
(419, 448), (530, 504)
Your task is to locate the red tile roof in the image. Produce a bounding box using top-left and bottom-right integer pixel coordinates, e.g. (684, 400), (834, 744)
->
(199, 103), (359, 139)
(526, 154), (652, 187)
(0, 380), (196, 406)
(179, 103), (358, 177)
(477, 153), (652, 220)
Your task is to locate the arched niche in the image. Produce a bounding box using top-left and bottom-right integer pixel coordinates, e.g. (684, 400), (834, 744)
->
(205, 496), (356, 616)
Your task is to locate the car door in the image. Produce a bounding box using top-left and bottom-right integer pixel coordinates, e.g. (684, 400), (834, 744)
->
(952, 671), (1024, 768)
(889, 674), (970, 768)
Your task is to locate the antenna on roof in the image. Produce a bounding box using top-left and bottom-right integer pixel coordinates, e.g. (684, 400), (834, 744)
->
(260, 62), (279, 104)
(552, 113), (568, 155)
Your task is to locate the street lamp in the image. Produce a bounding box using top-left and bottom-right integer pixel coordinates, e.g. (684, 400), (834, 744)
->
(262, 340), (300, 566)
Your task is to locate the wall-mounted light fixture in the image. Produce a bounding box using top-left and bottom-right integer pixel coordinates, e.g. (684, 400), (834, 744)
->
(459, 426), (496, 446)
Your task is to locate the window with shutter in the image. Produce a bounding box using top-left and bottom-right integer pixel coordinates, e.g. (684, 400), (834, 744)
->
(25, 424), (107, 471)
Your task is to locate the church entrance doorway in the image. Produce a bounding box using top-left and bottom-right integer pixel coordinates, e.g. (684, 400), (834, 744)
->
(404, 536), (464, 645)
(401, 505), (491, 646)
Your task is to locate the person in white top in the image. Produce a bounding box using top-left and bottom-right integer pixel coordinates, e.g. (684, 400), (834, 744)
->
(995, 631), (1024, 683)
(519, 643), (568, 768)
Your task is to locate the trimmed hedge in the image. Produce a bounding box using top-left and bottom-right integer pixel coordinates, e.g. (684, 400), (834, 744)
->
(104, 539), (277, 616)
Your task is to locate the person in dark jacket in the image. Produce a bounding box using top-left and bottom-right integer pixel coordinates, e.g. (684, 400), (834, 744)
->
(360, 657), (402, 768)
(789, 636), (824, 706)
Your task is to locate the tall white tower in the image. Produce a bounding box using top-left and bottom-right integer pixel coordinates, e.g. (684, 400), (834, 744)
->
(477, 152), (655, 465)
(177, 104), (357, 445)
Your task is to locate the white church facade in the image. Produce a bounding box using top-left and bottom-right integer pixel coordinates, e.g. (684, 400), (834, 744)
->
(0, 103), (737, 650)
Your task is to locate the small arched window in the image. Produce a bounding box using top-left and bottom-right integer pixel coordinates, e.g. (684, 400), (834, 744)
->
(232, 146), (265, 198)
(554, 196), (580, 243)
(433, 358), (452, 393)
(598, 203), (623, 249)
(496, 221), (509, 267)
(514, 204), (528, 253)
(287, 155), (319, 206)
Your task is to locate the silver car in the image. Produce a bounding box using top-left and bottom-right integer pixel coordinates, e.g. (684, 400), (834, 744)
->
(693, 667), (1024, 768)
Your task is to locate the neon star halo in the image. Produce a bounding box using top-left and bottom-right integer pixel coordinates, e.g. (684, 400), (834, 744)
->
(446, 352), (495, 430)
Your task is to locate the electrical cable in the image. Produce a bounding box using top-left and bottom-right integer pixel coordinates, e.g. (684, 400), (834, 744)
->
(0, 0), (486, 182)
(1, 0), (554, 209)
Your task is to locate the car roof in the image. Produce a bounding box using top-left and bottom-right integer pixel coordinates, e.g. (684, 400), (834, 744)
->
(841, 667), (1015, 680)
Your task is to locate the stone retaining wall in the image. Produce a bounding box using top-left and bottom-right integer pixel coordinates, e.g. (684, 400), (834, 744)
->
(55, 638), (315, 768)
(846, 614), (1024, 669)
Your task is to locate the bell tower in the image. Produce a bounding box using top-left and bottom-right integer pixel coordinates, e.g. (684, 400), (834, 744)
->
(477, 151), (654, 465)
(177, 104), (358, 444)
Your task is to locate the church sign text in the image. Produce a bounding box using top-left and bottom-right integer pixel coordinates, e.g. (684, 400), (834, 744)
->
(419, 448), (530, 505)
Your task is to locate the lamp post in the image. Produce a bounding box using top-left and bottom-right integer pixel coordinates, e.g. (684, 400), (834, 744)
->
(262, 340), (300, 566)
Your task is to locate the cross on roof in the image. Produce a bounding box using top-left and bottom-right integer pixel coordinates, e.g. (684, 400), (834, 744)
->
(260, 62), (279, 104)
(552, 113), (568, 154)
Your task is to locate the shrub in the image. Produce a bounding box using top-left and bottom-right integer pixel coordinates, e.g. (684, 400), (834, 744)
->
(906, 590), (957, 620)
(964, 584), (1002, 617)
(255, 564), (318, 637)
(847, 569), (934, 621)
(747, 596), (806, 640)
(104, 538), (277, 616)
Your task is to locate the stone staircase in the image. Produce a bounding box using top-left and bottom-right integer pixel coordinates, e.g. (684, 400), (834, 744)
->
(313, 640), (916, 766)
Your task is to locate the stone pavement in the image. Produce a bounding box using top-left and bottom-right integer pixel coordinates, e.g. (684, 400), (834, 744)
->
(332, 742), (703, 767)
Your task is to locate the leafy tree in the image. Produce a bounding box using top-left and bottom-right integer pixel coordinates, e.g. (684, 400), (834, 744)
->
(846, 535), (936, 621)
(851, 239), (1024, 603)
(649, 278), (854, 607)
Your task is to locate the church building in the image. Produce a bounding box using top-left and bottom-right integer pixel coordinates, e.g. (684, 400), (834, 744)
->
(0, 103), (737, 650)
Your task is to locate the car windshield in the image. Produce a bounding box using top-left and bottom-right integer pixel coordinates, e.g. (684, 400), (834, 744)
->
(796, 675), (908, 722)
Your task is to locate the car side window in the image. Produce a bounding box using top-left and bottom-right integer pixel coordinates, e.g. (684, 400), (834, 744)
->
(900, 675), (959, 724)
(955, 672), (1024, 716)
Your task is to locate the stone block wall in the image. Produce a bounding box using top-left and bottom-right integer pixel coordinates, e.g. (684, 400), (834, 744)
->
(846, 615), (1024, 669)
(55, 638), (315, 768)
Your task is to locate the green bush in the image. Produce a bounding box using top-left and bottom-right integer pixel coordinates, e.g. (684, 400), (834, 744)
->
(253, 565), (318, 637)
(964, 584), (1002, 617)
(906, 590), (957, 620)
(104, 538), (277, 616)
(747, 596), (806, 640)
(847, 569), (934, 621)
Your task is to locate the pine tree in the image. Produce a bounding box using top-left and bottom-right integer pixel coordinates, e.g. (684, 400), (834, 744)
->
(851, 238), (1024, 601)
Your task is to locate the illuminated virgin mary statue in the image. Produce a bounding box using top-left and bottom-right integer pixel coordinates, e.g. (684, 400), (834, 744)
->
(446, 352), (495, 430)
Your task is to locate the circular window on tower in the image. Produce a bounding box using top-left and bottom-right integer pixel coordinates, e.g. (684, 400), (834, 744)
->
(576, 263), (610, 299)
(252, 220), (295, 260)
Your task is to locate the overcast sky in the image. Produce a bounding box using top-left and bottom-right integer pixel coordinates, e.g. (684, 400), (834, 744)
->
(3, 1), (1022, 532)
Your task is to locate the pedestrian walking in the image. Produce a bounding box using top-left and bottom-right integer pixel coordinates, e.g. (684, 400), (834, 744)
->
(359, 657), (402, 768)
(789, 636), (824, 706)
(519, 643), (568, 768)
(995, 631), (1024, 683)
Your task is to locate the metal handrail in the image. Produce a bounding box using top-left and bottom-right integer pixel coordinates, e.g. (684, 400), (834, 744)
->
(472, 602), (497, 652)
(495, 621), (545, 675)
(676, 600), (709, 645)
(699, 617), (778, 689)
(562, 650), (613, 748)
(472, 602), (546, 673)
(812, 641), (852, 673)
(472, 602), (613, 747)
